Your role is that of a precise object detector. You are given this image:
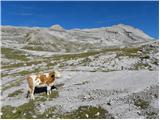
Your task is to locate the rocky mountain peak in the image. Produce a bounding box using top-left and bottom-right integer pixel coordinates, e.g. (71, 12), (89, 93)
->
(111, 24), (153, 40)
(50, 24), (64, 31)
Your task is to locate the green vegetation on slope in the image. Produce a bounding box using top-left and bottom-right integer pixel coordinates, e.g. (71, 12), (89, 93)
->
(2, 104), (113, 119)
(8, 89), (23, 97)
(60, 106), (114, 119)
(2, 79), (22, 91)
(2, 90), (59, 119)
(1, 48), (29, 61)
(134, 98), (149, 109)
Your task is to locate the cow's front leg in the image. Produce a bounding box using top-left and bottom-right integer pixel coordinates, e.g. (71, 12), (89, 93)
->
(47, 86), (51, 95)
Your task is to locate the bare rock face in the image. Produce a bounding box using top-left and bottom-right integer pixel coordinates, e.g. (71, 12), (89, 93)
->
(25, 30), (61, 44)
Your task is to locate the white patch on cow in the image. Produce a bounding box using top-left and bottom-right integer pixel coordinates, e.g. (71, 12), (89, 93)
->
(34, 78), (41, 86)
(44, 73), (49, 77)
(30, 75), (37, 81)
(36, 84), (47, 87)
(30, 75), (41, 86)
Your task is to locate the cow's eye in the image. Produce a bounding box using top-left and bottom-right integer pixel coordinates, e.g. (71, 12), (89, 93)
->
(51, 75), (54, 78)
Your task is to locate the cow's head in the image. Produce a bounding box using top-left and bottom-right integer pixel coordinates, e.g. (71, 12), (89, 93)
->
(49, 71), (55, 79)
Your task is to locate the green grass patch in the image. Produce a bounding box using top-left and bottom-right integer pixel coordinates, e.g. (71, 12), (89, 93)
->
(1, 101), (37, 119)
(38, 90), (59, 100)
(51, 52), (99, 60)
(47, 47), (141, 61)
(38, 107), (56, 118)
(60, 106), (114, 119)
(122, 47), (140, 53)
(8, 89), (23, 97)
(18, 68), (47, 77)
(1, 104), (113, 119)
(2, 60), (43, 69)
(1, 103), (56, 119)
(2, 63), (24, 69)
(1, 73), (9, 78)
(1, 48), (29, 61)
(49, 90), (59, 99)
(134, 62), (151, 70)
(23, 46), (46, 51)
(2, 79), (22, 91)
(26, 60), (45, 66)
(134, 98), (149, 109)
(146, 111), (158, 119)
(2, 90), (59, 118)
(18, 70), (32, 76)
(1, 105), (15, 119)
(116, 47), (140, 57)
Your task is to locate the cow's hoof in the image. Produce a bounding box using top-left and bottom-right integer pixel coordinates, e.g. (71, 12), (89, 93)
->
(31, 96), (35, 100)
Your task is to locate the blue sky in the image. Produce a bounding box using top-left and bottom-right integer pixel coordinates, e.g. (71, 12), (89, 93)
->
(1, 1), (159, 39)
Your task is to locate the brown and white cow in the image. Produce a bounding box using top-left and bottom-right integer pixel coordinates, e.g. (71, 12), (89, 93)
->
(26, 71), (57, 100)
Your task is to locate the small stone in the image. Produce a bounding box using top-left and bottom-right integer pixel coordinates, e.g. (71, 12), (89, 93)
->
(154, 94), (158, 98)
(83, 96), (87, 99)
(0, 112), (3, 116)
(114, 115), (118, 119)
(12, 110), (16, 113)
(137, 110), (141, 115)
(32, 115), (37, 118)
(85, 114), (89, 118)
(95, 112), (100, 116)
(107, 102), (111, 106)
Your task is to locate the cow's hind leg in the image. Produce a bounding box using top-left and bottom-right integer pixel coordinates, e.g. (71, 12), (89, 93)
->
(26, 87), (32, 98)
(30, 87), (35, 100)
(27, 76), (35, 100)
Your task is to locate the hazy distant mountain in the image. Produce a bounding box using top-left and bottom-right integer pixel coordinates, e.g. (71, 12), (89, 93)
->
(1, 24), (156, 52)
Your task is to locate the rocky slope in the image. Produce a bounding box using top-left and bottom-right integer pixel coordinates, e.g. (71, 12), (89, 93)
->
(1, 24), (155, 52)
(1, 24), (159, 119)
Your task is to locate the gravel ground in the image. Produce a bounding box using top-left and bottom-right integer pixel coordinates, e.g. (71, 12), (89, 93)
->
(1, 70), (159, 118)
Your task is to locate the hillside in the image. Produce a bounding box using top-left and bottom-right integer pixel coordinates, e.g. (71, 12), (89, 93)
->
(1, 24), (159, 119)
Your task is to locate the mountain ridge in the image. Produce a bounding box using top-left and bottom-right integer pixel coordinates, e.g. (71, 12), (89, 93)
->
(1, 24), (157, 53)
(0, 24), (156, 40)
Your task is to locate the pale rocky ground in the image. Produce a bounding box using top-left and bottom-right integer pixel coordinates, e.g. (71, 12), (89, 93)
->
(0, 24), (159, 119)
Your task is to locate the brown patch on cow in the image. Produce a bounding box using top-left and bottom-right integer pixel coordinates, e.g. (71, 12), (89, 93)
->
(39, 75), (47, 84)
(35, 72), (56, 86)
